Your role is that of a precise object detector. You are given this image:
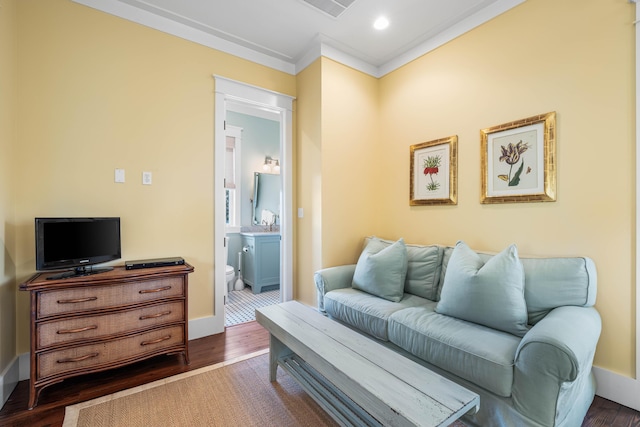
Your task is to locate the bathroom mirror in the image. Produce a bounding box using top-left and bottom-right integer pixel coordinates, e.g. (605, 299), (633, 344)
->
(252, 172), (280, 225)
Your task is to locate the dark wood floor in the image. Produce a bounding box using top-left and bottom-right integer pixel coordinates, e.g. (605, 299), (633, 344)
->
(0, 320), (638, 427)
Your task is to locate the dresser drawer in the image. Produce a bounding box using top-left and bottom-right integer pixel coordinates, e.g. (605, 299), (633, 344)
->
(36, 301), (185, 349)
(37, 277), (184, 318)
(37, 325), (185, 380)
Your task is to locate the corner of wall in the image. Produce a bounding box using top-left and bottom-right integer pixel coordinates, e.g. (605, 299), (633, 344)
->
(0, 0), (19, 409)
(593, 366), (640, 411)
(0, 355), (20, 409)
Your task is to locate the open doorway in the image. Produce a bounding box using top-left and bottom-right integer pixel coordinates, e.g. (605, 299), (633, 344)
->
(223, 111), (281, 326)
(213, 76), (294, 333)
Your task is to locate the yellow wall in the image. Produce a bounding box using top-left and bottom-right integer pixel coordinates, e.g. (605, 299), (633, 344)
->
(377, 0), (635, 375)
(294, 57), (380, 306)
(320, 59), (380, 267)
(13, 0), (295, 353)
(0, 0), (18, 371)
(295, 59), (322, 303)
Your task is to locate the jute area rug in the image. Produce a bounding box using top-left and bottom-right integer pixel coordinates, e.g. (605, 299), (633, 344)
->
(63, 349), (339, 427)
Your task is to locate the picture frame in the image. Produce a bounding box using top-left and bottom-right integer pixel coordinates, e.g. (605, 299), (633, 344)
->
(480, 112), (556, 204)
(410, 136), (457, 205)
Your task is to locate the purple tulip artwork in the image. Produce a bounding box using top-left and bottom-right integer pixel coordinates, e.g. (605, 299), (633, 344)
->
(481, 112), (556, 204)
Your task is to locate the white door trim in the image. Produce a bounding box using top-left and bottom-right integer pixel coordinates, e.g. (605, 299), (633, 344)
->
(211, 76), (294, 334)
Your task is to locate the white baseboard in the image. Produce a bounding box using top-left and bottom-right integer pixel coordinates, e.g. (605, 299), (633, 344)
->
(188, 315), (224, 340)
(19, 352), (29, 381)
(0, 355), (20, 408)
(593, 366), (640, 411)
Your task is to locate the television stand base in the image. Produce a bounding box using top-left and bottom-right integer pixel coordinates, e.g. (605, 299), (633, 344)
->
(46, 266), (114, 280)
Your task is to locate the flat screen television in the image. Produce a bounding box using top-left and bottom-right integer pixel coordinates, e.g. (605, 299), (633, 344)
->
(35, 217), (121, 280)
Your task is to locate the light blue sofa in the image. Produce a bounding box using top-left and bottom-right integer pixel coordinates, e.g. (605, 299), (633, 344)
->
(314, 237), (601, 427)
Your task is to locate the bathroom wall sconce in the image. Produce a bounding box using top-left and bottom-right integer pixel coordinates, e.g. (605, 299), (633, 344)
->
(262, 156), (280, 173)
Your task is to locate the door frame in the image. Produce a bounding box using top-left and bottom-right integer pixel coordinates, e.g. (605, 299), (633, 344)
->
(212, 76), (294, 333)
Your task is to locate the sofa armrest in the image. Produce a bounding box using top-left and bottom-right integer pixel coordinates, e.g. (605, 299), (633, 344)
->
(313, 264), (356, 312)
(512, 306), (601, 425)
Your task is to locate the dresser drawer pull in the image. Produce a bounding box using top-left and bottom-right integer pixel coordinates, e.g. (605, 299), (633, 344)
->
(57, 297), (98, 304)
(57, 325), (98, 334)
(139, 311), (172, 320)
(57, 352), (99, 363)
(140, 335), (171, 346)
(139, 286), (172, 294)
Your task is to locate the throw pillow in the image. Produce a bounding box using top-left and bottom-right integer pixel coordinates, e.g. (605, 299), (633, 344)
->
(352, 237), (408, 302)
(362, 236), (443, 300)
(435, 241), (529, 337)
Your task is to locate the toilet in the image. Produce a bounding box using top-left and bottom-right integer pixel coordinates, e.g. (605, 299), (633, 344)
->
(225, 265), (235, 292)
(223, 237), (236, 294)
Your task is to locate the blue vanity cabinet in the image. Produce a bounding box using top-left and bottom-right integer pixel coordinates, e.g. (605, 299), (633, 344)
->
(241, 233), (280, 294)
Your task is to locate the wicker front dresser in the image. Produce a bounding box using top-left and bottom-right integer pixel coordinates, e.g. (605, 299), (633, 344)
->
(20, 263), (194, 409)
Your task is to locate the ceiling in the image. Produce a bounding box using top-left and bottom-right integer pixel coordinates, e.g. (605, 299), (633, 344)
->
(72, 0), (525, 77)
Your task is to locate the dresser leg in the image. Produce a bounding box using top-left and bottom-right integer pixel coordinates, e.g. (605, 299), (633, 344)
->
(28, 385), (41, 410)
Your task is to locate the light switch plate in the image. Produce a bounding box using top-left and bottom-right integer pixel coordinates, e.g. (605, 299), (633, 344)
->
(115, 169), (125, 183)
(142, 171), (152, 185)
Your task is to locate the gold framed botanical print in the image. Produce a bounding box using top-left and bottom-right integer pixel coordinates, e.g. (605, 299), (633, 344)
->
(410, 136), (457, 206)
(480, 112), (556, 204)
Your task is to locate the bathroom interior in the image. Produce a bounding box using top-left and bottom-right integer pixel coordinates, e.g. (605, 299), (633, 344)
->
(224, 109), (282, 326)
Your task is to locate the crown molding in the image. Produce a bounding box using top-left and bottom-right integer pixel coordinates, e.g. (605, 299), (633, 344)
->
(72, 0), (525, 79)
(377, 0), (526, 77)
(293, 35), (379, 77)
(71, 0), (296, 75)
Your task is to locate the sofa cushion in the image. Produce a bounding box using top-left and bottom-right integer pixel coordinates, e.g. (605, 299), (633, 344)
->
(439, 246), (598, 325)
(436, 241), (529, 337)
(388, 306), (521, 397)
(324, 288), (435, 341)
(352, 237), (408, 302)
(364, 237), (443, 300)
(520, 257), (597, 324)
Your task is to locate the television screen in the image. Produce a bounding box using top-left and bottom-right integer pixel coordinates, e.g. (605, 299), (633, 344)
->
(35, 217), (121, 278)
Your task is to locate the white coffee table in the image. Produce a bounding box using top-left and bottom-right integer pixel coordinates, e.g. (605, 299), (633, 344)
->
(256, 301), (479, 427)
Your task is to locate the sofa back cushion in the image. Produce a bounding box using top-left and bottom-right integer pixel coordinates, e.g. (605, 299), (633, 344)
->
(519, 256), (597, 324)
(436, 241), (529, 337)
(364, 237), (443, 300)
(439, 246), (597, 325)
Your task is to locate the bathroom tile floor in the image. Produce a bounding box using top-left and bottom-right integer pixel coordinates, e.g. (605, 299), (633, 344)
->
(225, 286), (280, 327)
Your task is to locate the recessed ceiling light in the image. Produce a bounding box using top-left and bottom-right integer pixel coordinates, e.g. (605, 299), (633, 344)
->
(373, 16), (389, 30)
